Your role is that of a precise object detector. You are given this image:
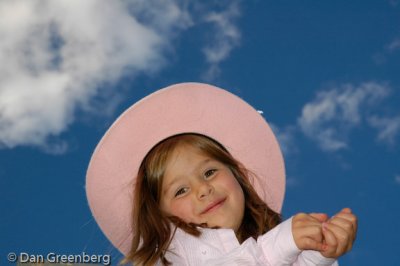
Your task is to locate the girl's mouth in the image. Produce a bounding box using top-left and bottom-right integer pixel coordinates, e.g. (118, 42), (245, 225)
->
(200, 198), (226, 214)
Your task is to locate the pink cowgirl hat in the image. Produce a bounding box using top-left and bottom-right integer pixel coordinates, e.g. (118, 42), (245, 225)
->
(86, 83), (285, 255)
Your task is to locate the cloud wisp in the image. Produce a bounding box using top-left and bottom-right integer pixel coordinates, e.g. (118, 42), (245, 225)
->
(269, 123), (296, 156)
(373, 36), (400, 65)
(201, 1), (241, 80)
(386, 38), (400, 52)
(0, 0), (241, 152)
(298, 82), (391, 151)
(368, 115), (400, 145)
(395, 175), (400, 185)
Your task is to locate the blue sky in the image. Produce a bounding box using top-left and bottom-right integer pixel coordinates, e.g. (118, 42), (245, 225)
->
(1, 1), (399, 265)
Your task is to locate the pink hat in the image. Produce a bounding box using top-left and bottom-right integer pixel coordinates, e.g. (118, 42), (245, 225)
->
(86, 83), (285, 255)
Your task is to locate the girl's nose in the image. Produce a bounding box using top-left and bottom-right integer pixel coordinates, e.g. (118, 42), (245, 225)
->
(197, 181), (213, 200)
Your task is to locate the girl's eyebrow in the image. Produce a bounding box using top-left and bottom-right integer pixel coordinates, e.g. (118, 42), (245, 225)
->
(163, 158), (213, 195)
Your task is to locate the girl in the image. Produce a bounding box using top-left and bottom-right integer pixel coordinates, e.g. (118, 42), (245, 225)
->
(86, 83), (357, 265)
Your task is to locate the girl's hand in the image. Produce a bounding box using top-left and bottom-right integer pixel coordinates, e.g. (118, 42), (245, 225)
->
(320, 208), (358, 258)
(292, 212), (329, 251)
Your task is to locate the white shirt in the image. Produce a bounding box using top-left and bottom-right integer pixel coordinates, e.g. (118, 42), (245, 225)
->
(158, 217), (339, 266)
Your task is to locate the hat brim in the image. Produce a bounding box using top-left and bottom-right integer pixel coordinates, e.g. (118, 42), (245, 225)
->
(86, 83), (285, 255)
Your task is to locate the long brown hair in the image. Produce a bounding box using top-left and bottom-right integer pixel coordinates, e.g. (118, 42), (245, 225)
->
(123, 134), (282, 265)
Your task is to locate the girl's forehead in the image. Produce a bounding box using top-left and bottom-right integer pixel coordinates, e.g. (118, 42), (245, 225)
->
(167, 144), (210, 164)
(165, 145), (223, 175)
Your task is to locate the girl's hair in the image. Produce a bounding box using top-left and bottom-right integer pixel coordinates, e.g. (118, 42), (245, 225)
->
(124, 133), (282, 265)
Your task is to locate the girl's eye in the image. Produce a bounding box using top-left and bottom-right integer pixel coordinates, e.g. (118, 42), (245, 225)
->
(204, 169), (217, 179)
(175, 187), (188, 197)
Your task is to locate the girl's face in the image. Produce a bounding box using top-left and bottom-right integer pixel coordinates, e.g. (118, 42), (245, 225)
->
(159, 144), (245, 231)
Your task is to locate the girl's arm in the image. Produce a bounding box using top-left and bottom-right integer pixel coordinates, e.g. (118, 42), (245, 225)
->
(258, 217), (302, 265)
(258, 215), (337, 266)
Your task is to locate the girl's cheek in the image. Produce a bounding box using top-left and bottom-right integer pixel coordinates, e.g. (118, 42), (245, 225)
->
(160, 196), (177, 215)
(170, 201), (195, 222)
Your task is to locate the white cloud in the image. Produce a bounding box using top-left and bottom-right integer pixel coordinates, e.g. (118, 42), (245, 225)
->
(298, 82), (390, 151)
(269, 123), (296, 156)
(0, 0), (241, 151)
(368, 115), (400, 145)
(202, 1), (241, 80)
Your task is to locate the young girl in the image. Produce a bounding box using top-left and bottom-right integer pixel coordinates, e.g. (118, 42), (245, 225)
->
(86, 83), (357, 265)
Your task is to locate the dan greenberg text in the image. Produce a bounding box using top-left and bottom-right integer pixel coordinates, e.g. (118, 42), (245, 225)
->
(16, 252), (111, 265)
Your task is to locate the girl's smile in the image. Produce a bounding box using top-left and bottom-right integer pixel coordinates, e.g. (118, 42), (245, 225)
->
(160, 144), (245, 231)
(200, 197), (226, 214)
